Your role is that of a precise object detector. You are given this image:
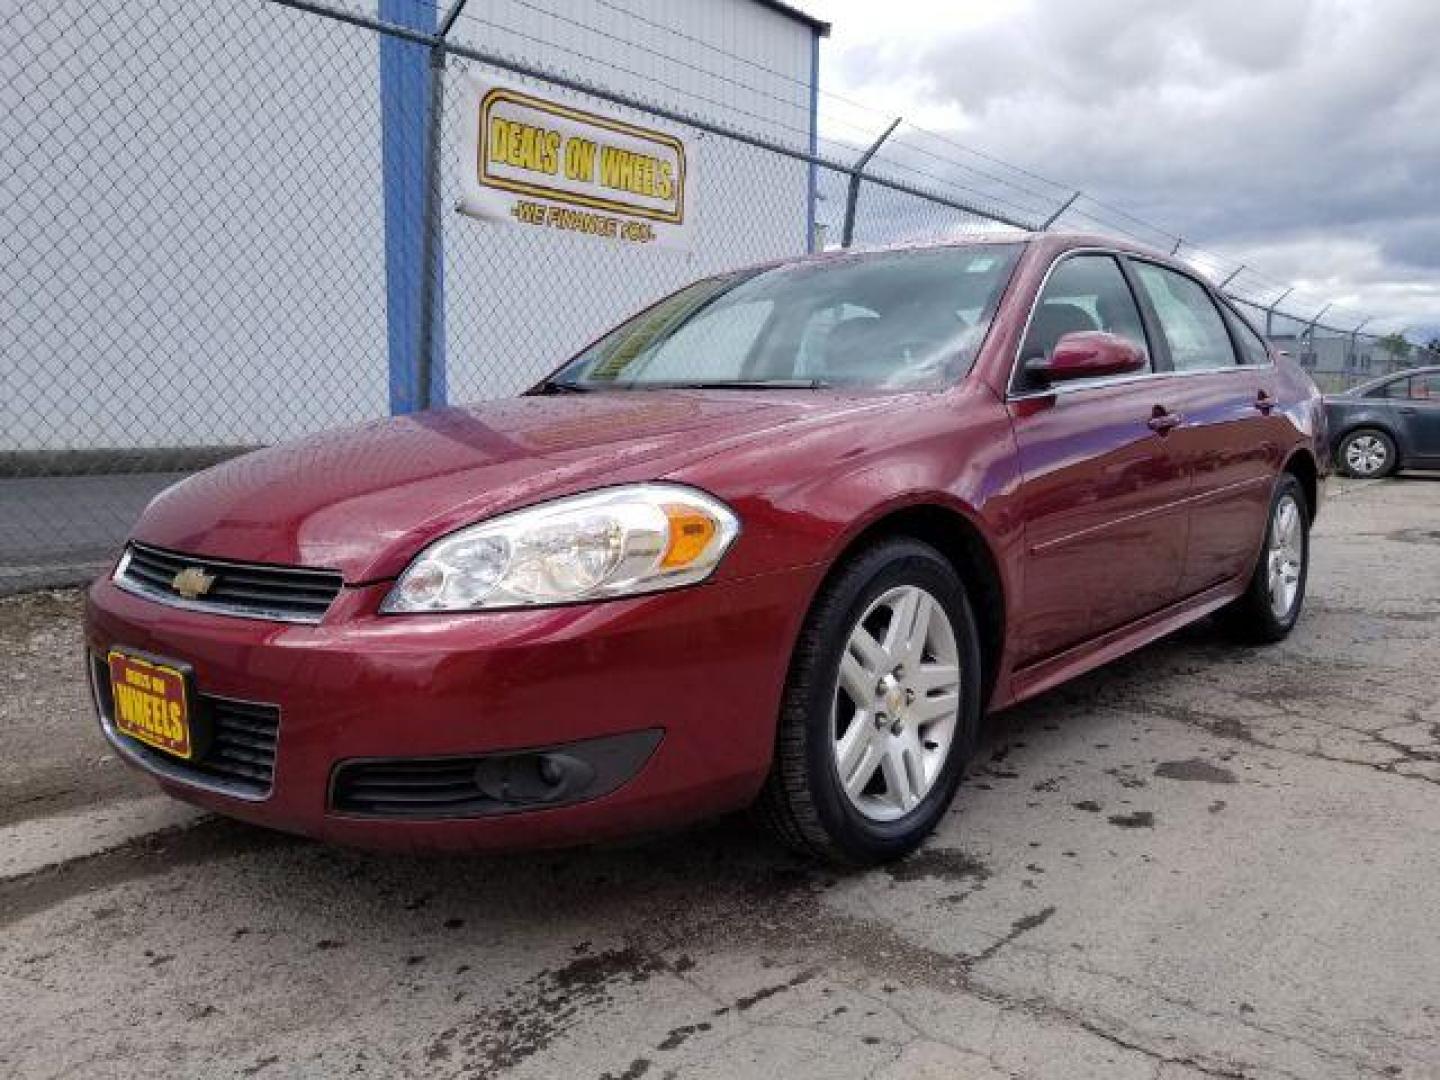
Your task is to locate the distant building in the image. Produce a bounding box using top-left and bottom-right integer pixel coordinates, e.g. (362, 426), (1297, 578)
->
(1266, 331), (1411, 390)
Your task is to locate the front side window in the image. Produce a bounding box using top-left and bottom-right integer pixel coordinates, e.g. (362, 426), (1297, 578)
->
(1133, 263), (1238, 372)
(550, 245), (1021, 391)
(1019, 254), (1150, 374)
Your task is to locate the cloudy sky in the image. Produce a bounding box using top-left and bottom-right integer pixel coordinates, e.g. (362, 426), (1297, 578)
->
(806, 0), (1440, 340)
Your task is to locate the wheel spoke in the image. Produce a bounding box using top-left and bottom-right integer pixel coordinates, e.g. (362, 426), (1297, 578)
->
(884, 588), (933, 667)
(837, 713), (876, 776)
(909, 688), (960, 728)
(838, 650), (877, 705)
(848, 626), (889, 678)
(841, 736), (883, 799)
(908, 662), (960, 697)
(882, 588), (919, 657)
(880, 740), (919, 811)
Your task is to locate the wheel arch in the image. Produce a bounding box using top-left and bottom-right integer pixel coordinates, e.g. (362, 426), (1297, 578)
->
(816, 501), (1007, 710)
(1281, 446), (1320, 522)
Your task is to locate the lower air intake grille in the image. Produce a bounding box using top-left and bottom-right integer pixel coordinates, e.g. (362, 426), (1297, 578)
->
(331, 730), (664, 819)
(92, 654), (281, 797)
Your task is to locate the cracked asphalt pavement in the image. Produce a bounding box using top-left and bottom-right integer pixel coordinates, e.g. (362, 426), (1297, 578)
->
(2, 475), (1439, 1079)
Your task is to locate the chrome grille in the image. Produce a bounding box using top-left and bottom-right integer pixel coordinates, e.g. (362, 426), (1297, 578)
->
(115, 541), (343, 624)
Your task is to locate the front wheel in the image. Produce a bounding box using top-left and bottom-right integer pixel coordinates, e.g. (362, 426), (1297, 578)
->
(1220, 474), (1310, 643)
(755, 538), (982, 865)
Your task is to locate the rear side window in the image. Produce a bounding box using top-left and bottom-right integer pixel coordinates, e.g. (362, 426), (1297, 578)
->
(1366, 378), (1408, 399)
(1019, 255), (1150, 371)
(1411, 374), (1440, 400)
(1133, 263), (1238, 372)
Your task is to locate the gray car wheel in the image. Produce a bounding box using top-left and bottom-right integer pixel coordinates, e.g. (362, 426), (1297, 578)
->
(1337, 428), (1396, 478)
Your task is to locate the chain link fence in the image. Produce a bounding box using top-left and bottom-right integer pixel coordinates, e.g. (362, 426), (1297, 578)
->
(3, 0), (1435, 592)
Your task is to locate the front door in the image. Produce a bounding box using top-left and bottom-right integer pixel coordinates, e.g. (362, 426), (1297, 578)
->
(1005, 253), (1191, 666)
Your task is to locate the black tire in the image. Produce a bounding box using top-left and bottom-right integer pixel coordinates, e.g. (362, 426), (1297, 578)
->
(1220, 474), (1310, 644)
(754, 537), (983, 865)
(1335, 428), (1397, 478)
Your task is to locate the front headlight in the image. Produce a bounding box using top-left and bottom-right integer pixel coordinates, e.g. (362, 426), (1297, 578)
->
(381, 484), (740, 612)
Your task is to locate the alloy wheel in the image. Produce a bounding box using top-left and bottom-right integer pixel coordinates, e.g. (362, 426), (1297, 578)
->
(1266, 494), (1304, 620)
(1344, 434), (1389, 476)
(831, 585), (961, 822)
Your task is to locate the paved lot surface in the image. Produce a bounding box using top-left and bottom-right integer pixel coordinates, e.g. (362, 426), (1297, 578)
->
(2, 476), (1438, 1080)
(0, 474), (186, 594)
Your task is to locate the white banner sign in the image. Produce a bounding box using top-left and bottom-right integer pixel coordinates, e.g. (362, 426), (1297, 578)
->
(456, 75), (695, 251)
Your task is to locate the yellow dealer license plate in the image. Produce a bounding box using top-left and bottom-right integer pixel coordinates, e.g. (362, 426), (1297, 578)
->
(108, 649), (193, 759)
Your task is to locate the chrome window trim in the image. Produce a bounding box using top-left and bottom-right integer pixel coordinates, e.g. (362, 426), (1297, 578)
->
(1006, 362), (1271, 402)
(1005, 247), (1273, 401)
(88, 654), (278, 802)
(113, 544), (339, 626)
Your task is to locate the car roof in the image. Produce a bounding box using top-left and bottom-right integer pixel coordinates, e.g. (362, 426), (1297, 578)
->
(738, 231), (1188, 278)
(1345, 365), (1440, 394)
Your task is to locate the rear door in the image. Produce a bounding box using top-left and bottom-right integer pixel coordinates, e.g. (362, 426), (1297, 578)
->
(1005, 252), (1191, 665)
(1126, 260), (1283, 596)
(1398, 373), (1440, 461)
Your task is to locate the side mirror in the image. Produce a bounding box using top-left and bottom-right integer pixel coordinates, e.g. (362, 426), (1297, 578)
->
(1024, 331), (1146, 385)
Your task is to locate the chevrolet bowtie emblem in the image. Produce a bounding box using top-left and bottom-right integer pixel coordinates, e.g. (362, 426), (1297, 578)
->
(172, 567), (217, 600)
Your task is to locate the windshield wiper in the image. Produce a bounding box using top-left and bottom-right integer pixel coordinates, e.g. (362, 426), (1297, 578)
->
(533, 378), (593, 394)
(633, 378), (831, 390)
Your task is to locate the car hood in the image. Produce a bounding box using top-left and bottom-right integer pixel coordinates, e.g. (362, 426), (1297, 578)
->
(132, 390), (877, 582)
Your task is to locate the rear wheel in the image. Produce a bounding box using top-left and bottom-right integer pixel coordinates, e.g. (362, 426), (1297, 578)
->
(1336, 428), (1396, 478)
(756, 538), (982, 865)
(1220, 474), (1309, 643)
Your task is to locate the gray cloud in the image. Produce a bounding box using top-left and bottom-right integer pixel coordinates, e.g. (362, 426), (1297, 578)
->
(825, 0), (1440, 330)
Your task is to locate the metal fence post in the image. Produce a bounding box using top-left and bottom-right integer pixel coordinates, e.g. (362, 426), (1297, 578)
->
(1041, 190), (1081, 230)
(1347, 319), (1372, 370)
(414, 0), (468, 411)
(840, 117), (901, 249)
(1264, 287), (1293, 338)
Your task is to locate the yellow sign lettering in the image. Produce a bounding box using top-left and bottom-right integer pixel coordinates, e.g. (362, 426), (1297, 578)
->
(488, 116), (560, 175)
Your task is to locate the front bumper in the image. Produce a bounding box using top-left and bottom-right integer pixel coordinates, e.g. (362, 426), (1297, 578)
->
(83, 566), (820, 852)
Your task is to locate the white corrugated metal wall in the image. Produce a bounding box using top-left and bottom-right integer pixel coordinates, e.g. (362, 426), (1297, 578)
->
(0, 0), (820, 450)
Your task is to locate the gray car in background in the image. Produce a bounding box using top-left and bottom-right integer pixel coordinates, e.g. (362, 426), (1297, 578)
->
(1325, 366), (1440, 477)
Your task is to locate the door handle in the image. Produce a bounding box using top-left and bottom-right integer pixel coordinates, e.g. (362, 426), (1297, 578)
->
(1147, 406), (1182, 434)
(1399, 406), (1417, 415)
(1255, 390), (1276, 415)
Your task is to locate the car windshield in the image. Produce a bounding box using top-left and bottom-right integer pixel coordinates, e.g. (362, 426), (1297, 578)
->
(546, 244), (1021, 391)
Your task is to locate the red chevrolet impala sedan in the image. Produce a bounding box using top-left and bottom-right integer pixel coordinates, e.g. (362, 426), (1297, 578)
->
(85, 233), (1325, 864)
